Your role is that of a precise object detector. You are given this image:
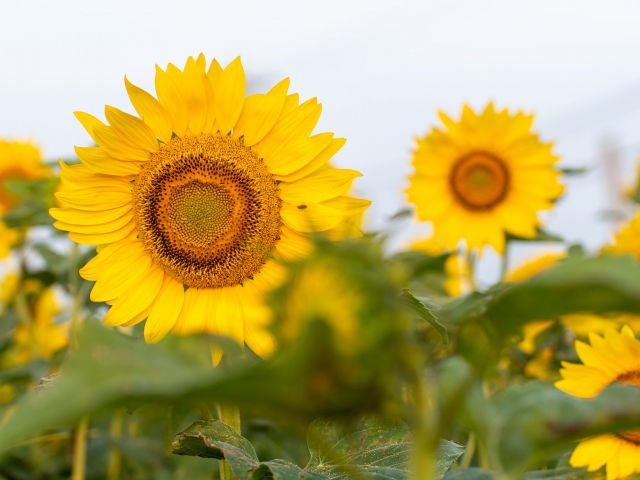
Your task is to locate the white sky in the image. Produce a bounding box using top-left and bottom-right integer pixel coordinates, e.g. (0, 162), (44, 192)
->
(2, 0), (640, 284)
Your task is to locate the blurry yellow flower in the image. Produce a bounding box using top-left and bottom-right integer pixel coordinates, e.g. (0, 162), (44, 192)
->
(0, 222), (19, 259)
(0, 140), (49, 214)
(279, 262), (363, 354)
(524, 347), (554, 380)
(49, 54), (369, 357)
(0, 273), (18, 308)
(406, 103), (564, 254)
(606, 209), (640, 257)
(562, 313), (640, 337)
(14, 287), (68, 364)
(556, 326), (640, 480)
(518, 320), (555, 355)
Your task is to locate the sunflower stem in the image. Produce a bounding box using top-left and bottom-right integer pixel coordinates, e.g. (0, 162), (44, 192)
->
(460, 431), (476, 468)
(71, 416), (89, 480)
(465, 250), (477, 290)
(217, 404), (241, 480)
(499, 240), (510, 281)
(107, 409), (124, 480)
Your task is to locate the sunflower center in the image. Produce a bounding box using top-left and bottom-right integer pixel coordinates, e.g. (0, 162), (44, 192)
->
(613, 370), (640, 445)
(450, 152), (509, 210)
(133, 133), (281, 289)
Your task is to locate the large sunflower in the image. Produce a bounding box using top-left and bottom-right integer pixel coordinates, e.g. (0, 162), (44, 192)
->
(406, 104), (564, 253)
(556, 326), (640, 480)
(51, 54), (370, 357)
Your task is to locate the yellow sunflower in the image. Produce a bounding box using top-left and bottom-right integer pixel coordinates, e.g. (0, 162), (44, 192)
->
(50, 54), (369, 357)
(556, 326), (640, 480)
(406, 103), (564, 254)
(606, 209), (640, 257)
(0, 140), (49, 213)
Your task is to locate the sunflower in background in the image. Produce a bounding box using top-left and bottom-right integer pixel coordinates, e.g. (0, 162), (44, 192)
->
(0, 140), (49, 257)
(556, 326), (640, 480)
(51, 54), (370, 357)
(406, 104), (564, 254)
(605, 208), (640, 257)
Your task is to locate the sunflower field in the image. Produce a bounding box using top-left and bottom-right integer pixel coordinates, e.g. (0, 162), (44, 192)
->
(1, 52), (640, 480)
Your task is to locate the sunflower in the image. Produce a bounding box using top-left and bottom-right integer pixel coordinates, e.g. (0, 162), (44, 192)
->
(556, 326), (640, 480)
(50, 54), (369, 357)
(406, 104), (564, 254)
(606, 209), (640, 257)
(0, 140), (49, 214)
(0, 140), (48, 256)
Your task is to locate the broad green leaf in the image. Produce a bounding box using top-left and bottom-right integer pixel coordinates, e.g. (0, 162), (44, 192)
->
(484, 255), (640, 334)
(173, 417), (463, 480)
(400, 289), (448, 343)
(443, 468), (494, 480)
(306, 416), (464, 480)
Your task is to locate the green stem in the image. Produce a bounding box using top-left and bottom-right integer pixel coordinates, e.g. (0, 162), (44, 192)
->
(499, 240), (510, 281)
(218, 404), (241, 480)
(465, 250), (477, 291)
(107, 410), (124, 480)
(14, 289), (39, 360)
(460, 432), (476, 468)
(71, 416), (89, 480)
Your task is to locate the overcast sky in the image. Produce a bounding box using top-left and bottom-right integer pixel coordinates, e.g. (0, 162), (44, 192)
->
(2, 0), (640, 284)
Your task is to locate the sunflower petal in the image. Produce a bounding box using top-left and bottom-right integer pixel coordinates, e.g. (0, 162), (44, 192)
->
(213, 57), (246, 134)
(234, 78), (289, 146)
(183, 56), (207, 134)
(155, 65), (188, 137)
(125, 76), (173, 144)
(93, 125), (150, 162)
(144, 275), (185, 343)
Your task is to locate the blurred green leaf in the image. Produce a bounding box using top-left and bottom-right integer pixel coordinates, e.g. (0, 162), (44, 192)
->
(485, 255), (640, 334)
(2, 178), (58, 228)
(172, 419), (258, 461)
(505, 228), (563, 243)
(400, 289), (448, 343)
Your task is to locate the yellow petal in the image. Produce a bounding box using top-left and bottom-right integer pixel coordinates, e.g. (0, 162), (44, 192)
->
(195, 53), (206, 72)
(90, 245), (151, 301)
(125, 76), (173, 144)
(74, 111), (107, 143)
(50, 204), (132, 226)
(55, 189), (131, 211)
(213, 57), (246, 134)
(172, 288), (207, 335)
(211, 287), (244, 345)
(105, 105), (159, 153)
(80, 239), (137, 280)
(254, 97), (321, 160)
(281, 203), (345, 232)
(275, 226), (314, 262)
(144, 275), (185, 343)
(104, 266), (164, 327)
(265, 132), (334, 176)
(321, 196), (371, 216)
(233, 78), (289, 146)
(92, 125), (150, 162)
(323, 220), (364, 241)
(54, 210), (134, 234)
(69, 217), (136, 245)
(280, 167), (360, 204)
(74, 147), (141, 176)
(155, 65), (188, 137)
(275, 138), (346, 182)
(183, 56), (207, 134)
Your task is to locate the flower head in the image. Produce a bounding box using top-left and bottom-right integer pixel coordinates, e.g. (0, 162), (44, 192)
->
(406, 104), (564, 254)
(555, 326), (640, 480)
(50, 54), (370, 357)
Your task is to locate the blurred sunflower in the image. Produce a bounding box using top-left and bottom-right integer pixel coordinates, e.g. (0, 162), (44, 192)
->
(50, 54), (369, 357)
(0, 140), (49, 257)
(13, 286), (68, 364)
(406, 104), (564, 254)
(606, 209), (640, 257)
(556, 326), (640, 480)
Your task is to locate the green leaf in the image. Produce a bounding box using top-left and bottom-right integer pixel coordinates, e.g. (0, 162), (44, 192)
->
(306, 416), (464, 480)
(443, 468), (494, 480)
(2, 178), (59, 228)
(400, 289), (448, 344)
(484, 255), (640, 334)
(171, 419), (258, 461)
(173, 417), (463, 480)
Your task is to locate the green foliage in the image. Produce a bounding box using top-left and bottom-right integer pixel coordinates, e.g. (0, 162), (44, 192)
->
(2, 178), (59, 228)
(173, 416), (464, 480)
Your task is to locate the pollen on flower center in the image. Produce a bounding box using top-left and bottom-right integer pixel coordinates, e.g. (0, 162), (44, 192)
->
(613, 370), (640, 445)
(133, 133), (282, 289)
(450, 152), (509, 210)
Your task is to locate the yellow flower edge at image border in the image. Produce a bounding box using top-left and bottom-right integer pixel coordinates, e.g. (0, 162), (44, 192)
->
(406, 103), (564, 254)
(555, 326), (640, 480)
(50, 54), (370, 358)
